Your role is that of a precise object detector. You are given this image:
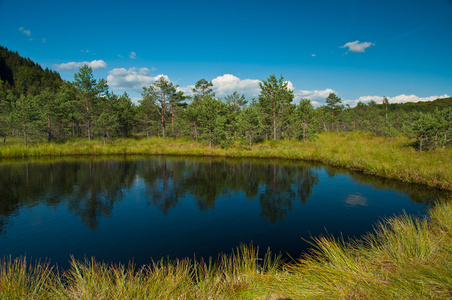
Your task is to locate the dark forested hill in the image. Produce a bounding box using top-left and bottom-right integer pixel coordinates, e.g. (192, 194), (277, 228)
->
(386, 97), (452, 112)
(0, 45), (62, 96)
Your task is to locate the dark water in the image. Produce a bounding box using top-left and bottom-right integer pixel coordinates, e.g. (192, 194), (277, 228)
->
(0, 156), (448, 269)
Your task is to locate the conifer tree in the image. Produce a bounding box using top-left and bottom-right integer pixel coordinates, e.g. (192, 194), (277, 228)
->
(258, 74), (294, 140)
(71, 65), (108, 141)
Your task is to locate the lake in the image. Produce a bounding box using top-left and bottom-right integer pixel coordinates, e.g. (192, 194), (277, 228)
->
(0, 156), (447, 269)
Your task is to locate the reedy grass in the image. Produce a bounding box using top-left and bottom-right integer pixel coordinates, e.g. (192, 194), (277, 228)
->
(270, 201), (452, 299)
(0, 245), (282, 299)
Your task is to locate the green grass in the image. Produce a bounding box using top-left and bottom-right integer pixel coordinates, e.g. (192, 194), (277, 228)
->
(1, 132), (451, 299)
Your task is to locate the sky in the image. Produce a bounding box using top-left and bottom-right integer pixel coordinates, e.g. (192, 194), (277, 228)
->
(1, 0), (451, 106)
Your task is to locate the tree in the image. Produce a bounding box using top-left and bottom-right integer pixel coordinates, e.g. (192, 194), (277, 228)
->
(238, 99), (263, 146)
(35, 88), (65, 142)
(71, 65), (108, 141)
(294, 99), (317, 140)
(137, 89), (159, 138)
(325, 92), (342, 117)
(225, 92), (247, 141)
(188, 79), (215, 140)
(12, 94), (42, 146)
(192, 79), (214, 101)
(116, 92), (136, 137)
(93, 92), (122, 143)
(169, 90), (188, 137)
(410, 112), (436, 151)
(196, 95), (227, 147)
(258, 74), (294, 140)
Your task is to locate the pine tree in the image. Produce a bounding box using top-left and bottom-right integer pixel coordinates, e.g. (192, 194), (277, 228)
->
(71, 65), (108, 141)
(238, 99), (263, 146)
(258, 74), (294, 140)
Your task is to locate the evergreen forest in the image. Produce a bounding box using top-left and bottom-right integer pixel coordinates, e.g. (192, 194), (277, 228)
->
(1, 45), (451, 151)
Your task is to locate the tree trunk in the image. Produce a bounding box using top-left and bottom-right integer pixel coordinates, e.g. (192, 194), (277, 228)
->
(303, 122), (306, 140)
(161, 111), (166, 140)
(194, 122), (198, 140)
(209, 129), (212, 148)
(23, 120), (27, 147)
(435, 131), (438, 151)
(444, 132), (447, 149)
(171, 111), (174, 136)
(273, 111), (277, 140)
(87, 117), (91, 142)
(47, 117), (51, 143)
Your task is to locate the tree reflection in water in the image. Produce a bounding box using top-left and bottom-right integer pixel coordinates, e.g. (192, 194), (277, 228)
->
(0, 157), (448, 234)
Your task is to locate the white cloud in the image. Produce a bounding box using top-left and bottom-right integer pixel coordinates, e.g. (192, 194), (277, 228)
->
(129, 52), (137, 59)
(177, 85), (195, 96)
(343, 94), (450, 107)
(341, 40), (374, 53)
(311, 54), (316, 57)
(294, 88), (336, 102)
(107, 67), (167, 92)
(211, 74), (261, 98)
(53, 60), (107, 71)
(19, 27), (31, 36)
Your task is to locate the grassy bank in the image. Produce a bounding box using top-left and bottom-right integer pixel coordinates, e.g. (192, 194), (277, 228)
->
(1, 201), (451, 299)
(1, 132), (451, 190)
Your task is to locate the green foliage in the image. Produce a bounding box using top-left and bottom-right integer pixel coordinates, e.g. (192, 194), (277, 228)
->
(0, 45), (62, 96)
(71, 65), (108, 141)
(258, 74), (294, 140)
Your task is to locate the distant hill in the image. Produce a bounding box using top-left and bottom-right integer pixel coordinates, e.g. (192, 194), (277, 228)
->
(387, 97), (452, 112)
(0, 45), (62, 96)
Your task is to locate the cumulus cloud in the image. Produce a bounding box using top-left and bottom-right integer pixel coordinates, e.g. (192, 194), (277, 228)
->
(341, 40), (374, 53)
(129, 52), (137, 59)
(177, 85), (195, 96)
(343, 94), (450, 107)
(211, 74), (261, 98)
(107, 67), (167, 92)
(294, 88), (336, 102)
(19, 27), (31, 36)
(53, 60), (107, 71)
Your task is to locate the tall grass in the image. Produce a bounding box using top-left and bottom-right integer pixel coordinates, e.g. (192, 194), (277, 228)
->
(270, 201), (452, 299)
(0, 245), (281, 299)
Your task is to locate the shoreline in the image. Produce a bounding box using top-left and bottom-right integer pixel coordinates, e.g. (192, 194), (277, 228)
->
(1, 132), (451, 191)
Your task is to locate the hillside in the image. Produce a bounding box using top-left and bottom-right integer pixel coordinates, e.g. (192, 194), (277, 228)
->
(0, 45), (62, 96)
(386, 97), (452, 112)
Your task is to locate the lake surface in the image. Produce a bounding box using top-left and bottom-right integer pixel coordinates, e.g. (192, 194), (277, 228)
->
(0, 156), (448, 269)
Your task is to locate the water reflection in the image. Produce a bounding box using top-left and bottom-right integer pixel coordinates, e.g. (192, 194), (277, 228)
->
(0, 156), (448, 235)
(344, 194), (368, 207)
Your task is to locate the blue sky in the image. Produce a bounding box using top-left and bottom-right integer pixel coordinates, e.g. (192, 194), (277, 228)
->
(1, 0), (451, 106)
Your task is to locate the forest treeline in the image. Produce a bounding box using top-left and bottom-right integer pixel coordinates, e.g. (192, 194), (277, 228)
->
(0, 45), (451, 150)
